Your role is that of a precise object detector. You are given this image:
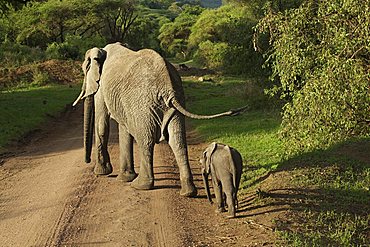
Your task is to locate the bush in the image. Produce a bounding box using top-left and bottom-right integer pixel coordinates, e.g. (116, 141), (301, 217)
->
(256, 0), (370, 155)
(0, 40), (45, 67)
(226, 78), (279, 110)
(0, 60), (83, 90)
(158, 5), (204, 58)
(46, 42), (80, 60)
(30, 67), (50, 87)
(195, 41), (229, 70)
(126, 11), (170, 51)
(189, 4), (264, 75)
(46, 35), (106, 60)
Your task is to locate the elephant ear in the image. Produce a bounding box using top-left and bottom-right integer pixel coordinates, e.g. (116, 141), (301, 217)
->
(82, 48), (106, 98)
(224, 145), (239, 190)
(204, 142), (218, 174)
(223, 145), (234, 169)
(201, 151), (209, 173)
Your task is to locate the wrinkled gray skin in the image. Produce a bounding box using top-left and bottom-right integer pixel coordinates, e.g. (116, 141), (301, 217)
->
(200, 142), (243, 218)
(73, 43), (244, 197)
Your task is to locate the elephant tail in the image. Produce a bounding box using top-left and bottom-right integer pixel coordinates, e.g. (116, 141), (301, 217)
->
(171, 98), (249, 120)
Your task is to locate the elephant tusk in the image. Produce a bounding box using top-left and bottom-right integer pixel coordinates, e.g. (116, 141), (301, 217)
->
(73, 91), (85, 107)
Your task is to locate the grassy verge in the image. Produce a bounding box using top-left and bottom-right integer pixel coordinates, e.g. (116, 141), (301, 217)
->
(0, 84), (80, 152)
(183, 76), (369, 246)
(276, 138), (370, 246)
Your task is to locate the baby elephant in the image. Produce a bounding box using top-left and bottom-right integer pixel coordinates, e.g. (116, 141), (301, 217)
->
(200, 142), (243, 218)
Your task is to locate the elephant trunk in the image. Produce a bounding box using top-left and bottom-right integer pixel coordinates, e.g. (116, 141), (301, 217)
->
(202, 168), (213, 204)
(171, 98), (249, 119)
(84, 95), (94, 163)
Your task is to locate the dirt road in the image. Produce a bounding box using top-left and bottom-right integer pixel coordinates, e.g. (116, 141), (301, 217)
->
(0, 106), (279, 247)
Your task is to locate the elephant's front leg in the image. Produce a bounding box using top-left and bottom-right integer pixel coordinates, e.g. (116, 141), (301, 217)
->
(93, 98), (113, 175)
(168, 115), (197, 197)
(130, 140), (155, 190)
(117, 125), (137, 182)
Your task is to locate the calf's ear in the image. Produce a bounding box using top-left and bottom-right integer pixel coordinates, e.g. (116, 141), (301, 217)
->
(204, 142), (218, 173)
(224, 145), (235, 167)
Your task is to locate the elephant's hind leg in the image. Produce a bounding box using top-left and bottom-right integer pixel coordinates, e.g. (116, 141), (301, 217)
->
(222, 177), (236, 218)
(168, 115), (197, 197)
(212, 179), (226, 213)
(130, 141), (155, 190)
(117, 125), (137, 182)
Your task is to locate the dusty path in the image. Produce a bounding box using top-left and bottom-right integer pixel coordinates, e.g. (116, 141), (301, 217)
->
(0, 106), (280, 247)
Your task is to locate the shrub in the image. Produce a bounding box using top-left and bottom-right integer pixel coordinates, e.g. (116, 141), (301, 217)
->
(30, 67), (50, 87)
(256, 0), (370, 155)
(46, 35), (106, 60)
(158, 5), (204, 58)
(46, 42), (80, 60)
(189, 4), (264, 75)
(126, 11), (170, 51)
(226, 78), (278, 110)
(195, 41), (229, 70)
(0, 40), (45, 67)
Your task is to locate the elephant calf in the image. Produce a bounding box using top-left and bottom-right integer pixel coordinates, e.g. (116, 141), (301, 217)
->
(200, 142), (243, 218)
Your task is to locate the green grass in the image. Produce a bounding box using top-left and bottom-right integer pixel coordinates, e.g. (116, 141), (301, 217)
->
(183, 77), (283, 189)
(0, 84), (80, 151)
(278, 209), (369, 247)
(277, 138), (370, 246)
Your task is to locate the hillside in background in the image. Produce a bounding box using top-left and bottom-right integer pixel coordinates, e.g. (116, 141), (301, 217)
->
(200, 0), (222, 8)
(176, 0), (222, 8)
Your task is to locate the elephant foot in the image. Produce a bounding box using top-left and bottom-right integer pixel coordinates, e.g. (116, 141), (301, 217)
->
(117, 171), (138, 182)
(131, 176), (154, 190)
(215, 206), (226, 213)
(94, 163), (113, 175)
(227, 210), (236, 219)
(179, 180), (197, 197)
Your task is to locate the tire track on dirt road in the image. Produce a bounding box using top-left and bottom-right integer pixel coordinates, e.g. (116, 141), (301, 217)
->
(44, 168), (98, 246)
(150, 143), (186, 247)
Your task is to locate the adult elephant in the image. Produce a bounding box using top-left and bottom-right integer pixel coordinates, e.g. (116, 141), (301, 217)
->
(73, 43), (245, 197)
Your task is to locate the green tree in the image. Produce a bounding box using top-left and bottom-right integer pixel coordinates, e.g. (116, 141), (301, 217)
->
(0, 0), (32, 15)
(256, 0), (370, 154)
(92, 0), (138, 43)
(11, 0), (138, 47)
(13, 0), (87, 46)
(188, 4), (263, 74)
(126, 9), (170, 51)
(139, 0), (174, 9)
(158, 4), (203, 58)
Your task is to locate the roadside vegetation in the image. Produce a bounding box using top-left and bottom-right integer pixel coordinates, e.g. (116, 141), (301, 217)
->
(0, 0), (368, 246)
(185, 75), (369, 246)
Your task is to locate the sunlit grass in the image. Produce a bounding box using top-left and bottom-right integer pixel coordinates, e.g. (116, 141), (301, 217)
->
(0, 84), (80, 151)
(278, 209), (369, 247)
